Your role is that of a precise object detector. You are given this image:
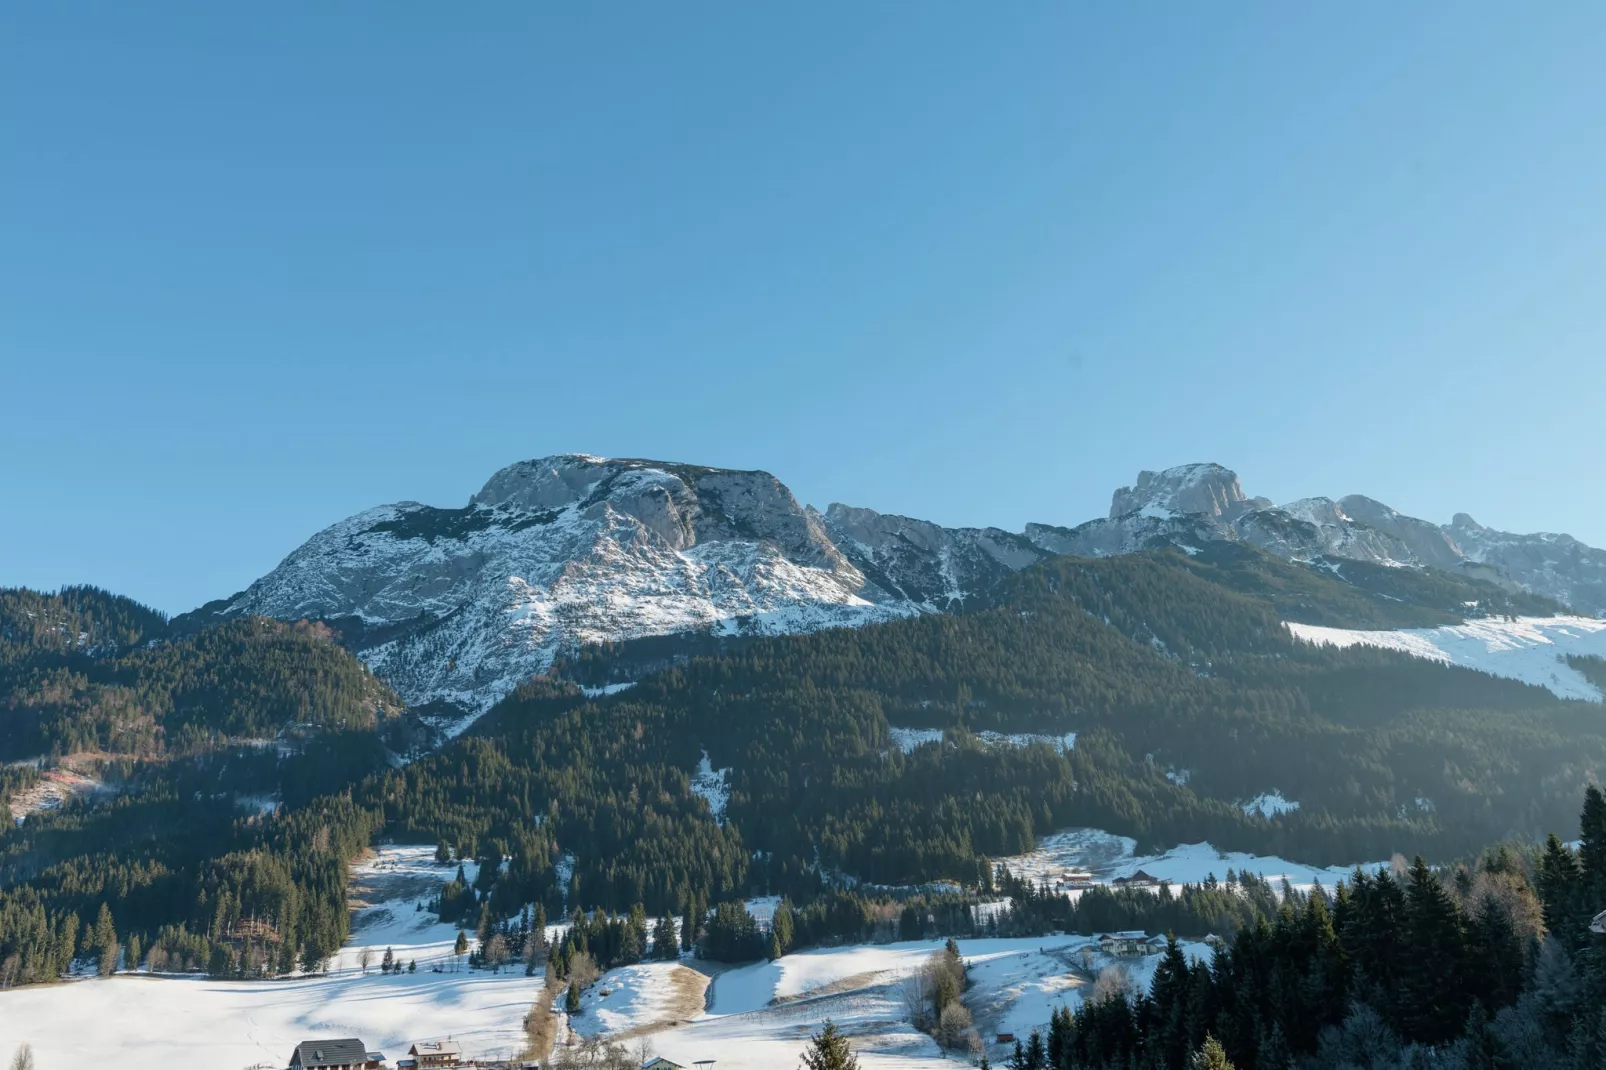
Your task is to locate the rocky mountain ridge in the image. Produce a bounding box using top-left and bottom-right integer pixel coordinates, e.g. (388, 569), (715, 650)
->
(182, 455), (1606, 720)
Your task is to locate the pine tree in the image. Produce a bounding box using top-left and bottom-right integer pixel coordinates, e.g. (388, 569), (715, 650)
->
(1189, 1035), (1235, 1070)
(1538, 835), (1583, 945)
(565, 979), (581, 1014)
(93, 903), (118, 976)
(1399, 857), (1469, 1045)
(799, 1020), (859, 1070)
(773, 898), (795, 955)
(1579, 785), (1606, 907)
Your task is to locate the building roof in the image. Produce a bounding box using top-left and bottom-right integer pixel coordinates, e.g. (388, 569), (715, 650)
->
(409, 1039), (463, 1056)
(292, 1039), (370, 1067)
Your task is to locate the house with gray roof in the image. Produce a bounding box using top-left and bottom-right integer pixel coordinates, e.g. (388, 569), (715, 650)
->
(288, 1038), (383, 1069)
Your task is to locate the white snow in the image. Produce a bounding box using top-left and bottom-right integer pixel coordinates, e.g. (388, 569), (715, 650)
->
(1287, 615), (1606, 702)
(1240, 792), (1299, 818)
(887, 727), (1076, 755)
(978, 730), (1077, 752)
(888, 727), (944, 753)
(998, 827), (1381, 893)
(560, 934), (1215, 1069)
(580, 681), (637, 698)
(690, 749), (731, 824)
(0, 842), (1233, 1070)
(566, 961), (692, 1039)
(222, 458), (931, 724)
(0, 846), (556, 1069)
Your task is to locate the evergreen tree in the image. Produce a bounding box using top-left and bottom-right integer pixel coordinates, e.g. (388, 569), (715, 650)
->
(92, 903), (118, 976)
(799, 1020), (859, 1070)
(566, 979), (581, 1014)
(1579, 785), (1606, 907)
(1189, 1036), (1235, 1070)
(1398, 858), (1469, 1044)
(773, 897), (795, 955)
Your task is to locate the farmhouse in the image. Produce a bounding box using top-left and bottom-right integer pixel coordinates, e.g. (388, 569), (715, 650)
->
(1111, 869), (1165, 889)
(405, 1039), (462, 1067)
(1098, 931), (1150, 957)
(288, 1038), (384, 1069)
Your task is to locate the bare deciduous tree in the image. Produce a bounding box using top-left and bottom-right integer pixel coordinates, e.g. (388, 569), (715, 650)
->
(1092, 963), (1133, 1005)
(10, 1043), (36, 1070)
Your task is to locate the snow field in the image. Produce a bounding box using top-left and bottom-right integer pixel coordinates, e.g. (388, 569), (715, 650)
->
(996, 827), (1383, 893)
(1286, 615), (1606, 702)
(888, 727), (1077, 755)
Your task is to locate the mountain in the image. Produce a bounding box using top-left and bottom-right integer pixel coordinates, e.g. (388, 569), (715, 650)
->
(1024, 463), (1606, 615)
(177, 454), (1606, 722)
(177, 456), (939, 723)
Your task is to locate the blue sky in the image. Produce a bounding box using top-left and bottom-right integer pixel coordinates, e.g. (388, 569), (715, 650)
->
(4, 4), (1604, 614)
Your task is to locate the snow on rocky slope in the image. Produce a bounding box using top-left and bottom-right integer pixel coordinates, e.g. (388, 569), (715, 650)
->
(1288, 615), (1606, 702)
(186, 455), (1606, 724)
(186, 456), (928, 724)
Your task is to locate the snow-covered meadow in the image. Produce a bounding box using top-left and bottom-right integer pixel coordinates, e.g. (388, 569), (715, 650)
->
(1287, 615), (1606, 702)
(0, 824), (1384, 1069)
(0, 846), (552, 1069)
(561, 935), (1213, 1070)
(995, 826), (1385, 894)
(0, 841), (1236, 1070)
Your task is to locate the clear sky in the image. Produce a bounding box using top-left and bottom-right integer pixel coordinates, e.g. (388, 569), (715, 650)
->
(4, 3), (1604, 614)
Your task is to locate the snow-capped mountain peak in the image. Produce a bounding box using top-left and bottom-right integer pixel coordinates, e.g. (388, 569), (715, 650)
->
(187, 455), (1606, 726)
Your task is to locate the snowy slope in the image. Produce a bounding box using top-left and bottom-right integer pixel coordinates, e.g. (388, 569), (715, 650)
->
(190, 456), (924, 724)
(1287, 615), (1606, 702)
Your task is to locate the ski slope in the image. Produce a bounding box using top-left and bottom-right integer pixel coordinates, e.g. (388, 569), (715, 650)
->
(1287, 615), (1606, 702)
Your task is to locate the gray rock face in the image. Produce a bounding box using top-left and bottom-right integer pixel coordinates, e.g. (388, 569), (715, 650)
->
(1035, 465), (1606, 616)
(1110, 463), (1263, 520)
(822, 504), (1045, 607)
(1448, 514), (1606, 615)
(1337, 495), (1465, 571)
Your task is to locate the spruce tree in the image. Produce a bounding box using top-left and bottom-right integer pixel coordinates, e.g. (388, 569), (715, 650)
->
(1188, 1036), (1235, 1070)
(1538, 835), (1583, 945)
(799, 1020), (859, 1070)
(1579, 785), (1606, 907)
(1399, 857), (1469, 1044)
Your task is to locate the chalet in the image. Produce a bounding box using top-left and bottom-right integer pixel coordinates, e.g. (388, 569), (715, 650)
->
(1204, 933), (1226, 949)
(288, 1039), (384, 1069)
(406, 1040), (462, 1068)
(1098, 931), (1149, 957)
(642, 1060), (687, 1070)
(1145, 935), (1168, 953)
(996, 1033), (1017, 1045)
(1111, 869), (1164, 889)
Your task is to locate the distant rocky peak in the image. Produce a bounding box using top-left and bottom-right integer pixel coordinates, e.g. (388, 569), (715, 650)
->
(470, 454), (652, 511)
(1109, 463), (1267, 521)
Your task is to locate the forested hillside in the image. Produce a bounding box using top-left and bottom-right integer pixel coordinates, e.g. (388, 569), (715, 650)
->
(1, 548), (1602, 994)
(0, 587), (408, 983)
(0, 587), (407, 759)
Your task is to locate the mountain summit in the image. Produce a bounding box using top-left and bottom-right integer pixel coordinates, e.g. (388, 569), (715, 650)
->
(182, 455), (1606, 721)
